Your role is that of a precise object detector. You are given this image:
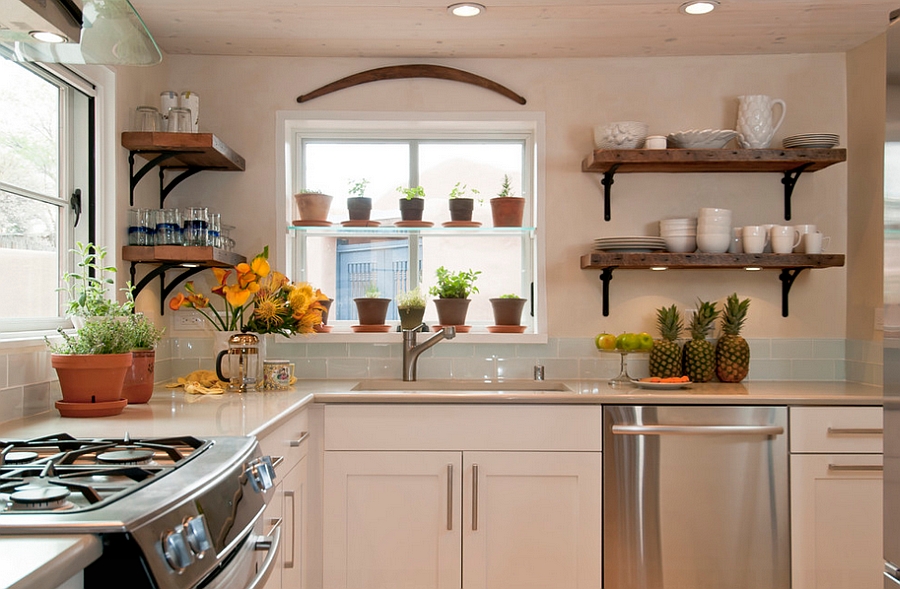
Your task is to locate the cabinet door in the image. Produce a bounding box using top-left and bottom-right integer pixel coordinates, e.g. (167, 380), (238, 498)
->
(282, 454), (308, 589)
(462, 451), (602, 589)
(323, 451), (462, 589)
(262, 478), (285, 589)
(790, 453), (883, 589)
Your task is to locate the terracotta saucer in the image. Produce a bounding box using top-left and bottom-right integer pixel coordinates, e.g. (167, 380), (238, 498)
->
(351, 324), (393, 333)
(394, 221), (434, 228)
(314, 324), (333, 333)
(487, 325), (527, 333)
(341, 220), (381, 227)
(442, 221), (482, 228)
(292, 220), (332, 227)
(55, 398), (127, 418)
(431, 325), (471, 333)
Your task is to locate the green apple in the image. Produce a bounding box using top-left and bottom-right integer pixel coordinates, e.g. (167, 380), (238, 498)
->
(595, 333), (617, 351)
(620, 332), (641, 351)
(637, 332), (654, 351)
(615, 333), (629, 350)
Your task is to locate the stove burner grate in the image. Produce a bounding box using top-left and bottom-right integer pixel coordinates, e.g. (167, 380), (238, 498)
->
(3, 451), (38, 465)
(9, 485), (74, 510)
(97, 449), (155, 465)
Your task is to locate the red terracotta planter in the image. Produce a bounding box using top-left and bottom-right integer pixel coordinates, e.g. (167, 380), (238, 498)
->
(52, 352), (132, 404)
(122, 349), (156, 404)
(490, 197), (525, 227)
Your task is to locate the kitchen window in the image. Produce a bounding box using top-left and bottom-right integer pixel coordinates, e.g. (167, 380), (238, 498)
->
(281, 113), (544, 334)
(0, 52), (93, 333)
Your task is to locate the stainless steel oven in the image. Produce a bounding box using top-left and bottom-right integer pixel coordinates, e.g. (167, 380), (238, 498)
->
(0, 433), (279, 589)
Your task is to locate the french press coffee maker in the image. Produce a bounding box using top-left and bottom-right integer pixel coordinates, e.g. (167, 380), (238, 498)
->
(215, 332), (261, 392)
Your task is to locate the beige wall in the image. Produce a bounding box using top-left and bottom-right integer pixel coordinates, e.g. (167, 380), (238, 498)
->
(127, 53), (858, 340)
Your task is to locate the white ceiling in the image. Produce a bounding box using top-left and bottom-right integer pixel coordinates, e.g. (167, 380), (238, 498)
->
(131, 0), (898, 59)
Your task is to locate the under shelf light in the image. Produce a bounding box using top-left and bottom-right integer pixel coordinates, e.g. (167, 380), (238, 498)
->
(650, 266), (668, 271)
(744, 266), (762, 271)
(448, 3), (485, 17)
(679, 0), (718, 15)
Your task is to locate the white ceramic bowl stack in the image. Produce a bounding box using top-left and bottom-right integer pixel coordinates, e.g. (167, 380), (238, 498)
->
(696, 208), (732, 253)
(659, 218), (697, 253)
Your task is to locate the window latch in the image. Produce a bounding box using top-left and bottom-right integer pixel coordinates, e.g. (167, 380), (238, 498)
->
(70, 188), (82, 227)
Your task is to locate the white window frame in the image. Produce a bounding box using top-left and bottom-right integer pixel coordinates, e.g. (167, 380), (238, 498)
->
(276, 110), (547, 343)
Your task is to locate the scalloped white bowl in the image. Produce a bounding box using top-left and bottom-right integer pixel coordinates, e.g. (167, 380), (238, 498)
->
(594, 121), (650, 149)
(668, 129), (738, 149)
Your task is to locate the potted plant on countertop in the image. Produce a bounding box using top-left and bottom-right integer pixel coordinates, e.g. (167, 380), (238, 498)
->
(121, 312), (165, 404)
(490, 174), (526, 227)
(293, 188), (333, 225)
(446, 182), (480, 225)
(346, 178), (373, 223)
(488, 293), (527, 333)
(353, 283), (392, 331)
(429, 266), (480, 329)
(396, 285), (427, 331)
(396, 185), (427, 223)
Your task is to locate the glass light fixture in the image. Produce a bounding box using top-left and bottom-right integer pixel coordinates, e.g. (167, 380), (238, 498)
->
(448, 3), (486, 17)
(30, 31), (68, 43)
(679, 0), (719, 15)
(650, 266), (669, 271)
(744, 266), (763, 271)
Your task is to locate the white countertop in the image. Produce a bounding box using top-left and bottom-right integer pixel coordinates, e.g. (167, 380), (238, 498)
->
(0, 535), (102, 589)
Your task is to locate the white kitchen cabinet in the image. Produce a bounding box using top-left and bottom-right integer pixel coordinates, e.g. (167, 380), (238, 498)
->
(790, 406), (883, 589)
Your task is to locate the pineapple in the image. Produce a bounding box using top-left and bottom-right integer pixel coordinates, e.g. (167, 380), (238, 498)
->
(715, 293), (751, 382)
(682, 299), (719, 382)
(649, 304), (683, 378)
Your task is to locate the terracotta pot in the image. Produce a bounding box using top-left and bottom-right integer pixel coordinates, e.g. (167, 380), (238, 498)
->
(449, 198), (474, 222)
(52, 352), (133, 404)
(433, 298), (471, 326)
(490, 197), (525, 227)
(122, 349), (156, 404)
(490, 298), (527, 326)
(354, 298), (391, 325)
(294, 192), (333, 221)
(399, 198), (425, 221)
(398, 306), (426, 330)
(347, 197), (372, 221)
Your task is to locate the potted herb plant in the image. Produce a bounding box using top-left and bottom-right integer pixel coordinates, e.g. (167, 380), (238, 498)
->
(489, 293), (527, 327)
(347, 178), (372, 221)
(490, 174), (526, 227)
(60, 242), (133, 327)
(293, 188), (333, 223)
(429, 266), (480, 327)
(396, 285), (427, 330)
(354, 283), (391, 326)
(397, 185), (426, 221)
(448, 182), (480, 222)
(121, 312), (165, 404)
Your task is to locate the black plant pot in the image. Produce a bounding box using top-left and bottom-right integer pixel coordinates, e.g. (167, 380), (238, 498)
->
(448, 198), (474, 222)
(433, 298), (471, 326)
(354, 298), (391, 325)
(348, 197), (372, 221)
(399, 198), (425, 221)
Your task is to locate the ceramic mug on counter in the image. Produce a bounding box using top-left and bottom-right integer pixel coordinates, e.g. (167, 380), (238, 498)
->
(261, 360), (294, 390)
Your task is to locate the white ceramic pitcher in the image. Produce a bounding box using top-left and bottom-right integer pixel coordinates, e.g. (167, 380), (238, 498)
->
(736, 95), (786, 148)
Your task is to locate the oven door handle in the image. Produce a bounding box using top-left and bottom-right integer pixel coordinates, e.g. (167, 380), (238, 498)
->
(612, 424), (784, 437)
(244, 518), (282, 589)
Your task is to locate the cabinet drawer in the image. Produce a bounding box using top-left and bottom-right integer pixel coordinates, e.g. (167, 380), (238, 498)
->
(324, 404), (602, 451)
(257, 408), (309, 473)
(790, 407), (882, 453)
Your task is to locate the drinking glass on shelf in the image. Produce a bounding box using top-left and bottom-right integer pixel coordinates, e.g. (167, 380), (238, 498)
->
(166, 107), (193, 133)
(154, 208), (182, 245)
(133, 106), (162, 132)
(209, 212), (221, 247)
(183, 207), (209, 246)
(127, 208), (153, 246)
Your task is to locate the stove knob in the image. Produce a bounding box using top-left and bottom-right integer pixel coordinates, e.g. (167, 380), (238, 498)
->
(162, 528), (194, 571)
(246, 456), (276, 493)
(184, 515), (212, 556)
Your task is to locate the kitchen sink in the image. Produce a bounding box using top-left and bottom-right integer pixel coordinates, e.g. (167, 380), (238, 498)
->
(352, 379), (572, 393)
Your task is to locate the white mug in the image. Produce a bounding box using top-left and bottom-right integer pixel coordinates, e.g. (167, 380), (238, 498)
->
(742, 225), (769, 254)
(793, 224), (817, 252)
(645, 135), (667, 149)
(770, 225), (801, 254)
(803, 231), (831, 254)
(728, 227), (743, 254)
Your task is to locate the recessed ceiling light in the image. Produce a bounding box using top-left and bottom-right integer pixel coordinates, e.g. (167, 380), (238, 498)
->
(30, 30), (68, 43)
(448, 3), (485, 17)
(679, 0), (719, 15)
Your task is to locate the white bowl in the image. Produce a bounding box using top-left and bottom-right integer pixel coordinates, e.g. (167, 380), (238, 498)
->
(697, 222), (732, 231)
(663, 235), (697, 253)
(697, 233), (731, 253)
(593, 121), (650, 149)
(697, 227), (732, 236)
(668, 129), (738, 149)
(699, 208), (732, 216)
(661, 230), (697, 237)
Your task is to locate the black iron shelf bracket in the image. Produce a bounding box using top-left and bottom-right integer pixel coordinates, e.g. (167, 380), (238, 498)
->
(781, 162), (813, 221)
(599, 164), (620, 222)
(158, 166), (203, 209)
(599, 267), (615, 316)
(128, 150), (194, 207)
(778, 267), (806, 317)
(129, 262), (208, 315)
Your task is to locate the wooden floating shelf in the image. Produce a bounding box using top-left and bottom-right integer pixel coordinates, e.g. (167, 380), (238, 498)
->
(581, 148), (846, 174)
(580, 252), (845, 270)
(122, 132), (245, 170)
(123, 245), (245, 267)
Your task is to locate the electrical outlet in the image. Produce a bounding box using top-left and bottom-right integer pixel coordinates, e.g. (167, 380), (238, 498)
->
(174, 310), (207, 331)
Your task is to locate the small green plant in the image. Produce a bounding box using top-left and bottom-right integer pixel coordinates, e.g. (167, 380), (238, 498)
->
(60, 242), (133, 318)
(127, 313), (165, 349)
(396, 285), (427, 309)
(299, 188), (323, 194)
(449, 182), (480, 199)
(46, 316), (134, 355)
(499, 293), (521, 299)
(364, 283), (381, 298)
(396, 185), (426, 200)
(497, 174), (514, 197)
(429, 266), (481, 299)
(348, 178), (370, 198)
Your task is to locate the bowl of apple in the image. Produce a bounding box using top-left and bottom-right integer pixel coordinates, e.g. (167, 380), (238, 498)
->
(595, 332), (654, 388)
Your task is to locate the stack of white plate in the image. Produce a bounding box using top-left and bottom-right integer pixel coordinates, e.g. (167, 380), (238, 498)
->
(593, 236), (666, 252)
(697, 208), (732, 253)
(782, 133), (840, 149)
(659, 218), (697, 253)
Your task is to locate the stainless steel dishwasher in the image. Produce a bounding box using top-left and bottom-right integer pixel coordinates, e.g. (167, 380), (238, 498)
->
(603, 405), (789, 589)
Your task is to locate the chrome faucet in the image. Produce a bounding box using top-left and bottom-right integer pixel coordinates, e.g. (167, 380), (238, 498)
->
(402, 326), (456, 381)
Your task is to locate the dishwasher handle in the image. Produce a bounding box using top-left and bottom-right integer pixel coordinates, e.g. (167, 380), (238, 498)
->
(612, 424), (784, 437)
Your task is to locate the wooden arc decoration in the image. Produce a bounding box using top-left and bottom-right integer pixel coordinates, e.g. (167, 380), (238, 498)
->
(297, 64), (527, 105)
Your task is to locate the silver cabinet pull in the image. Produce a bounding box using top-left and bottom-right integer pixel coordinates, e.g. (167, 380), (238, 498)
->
(284, 490), (296, 568)
(828, 464), (883, 472)
(447, 464), (453, 531)
(271, 456), (285, 469)
(827, 427), (883, 435)
(612, 424), (784, 436)
(472, 463), (479, 531)
(289, 431), (310, 447)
